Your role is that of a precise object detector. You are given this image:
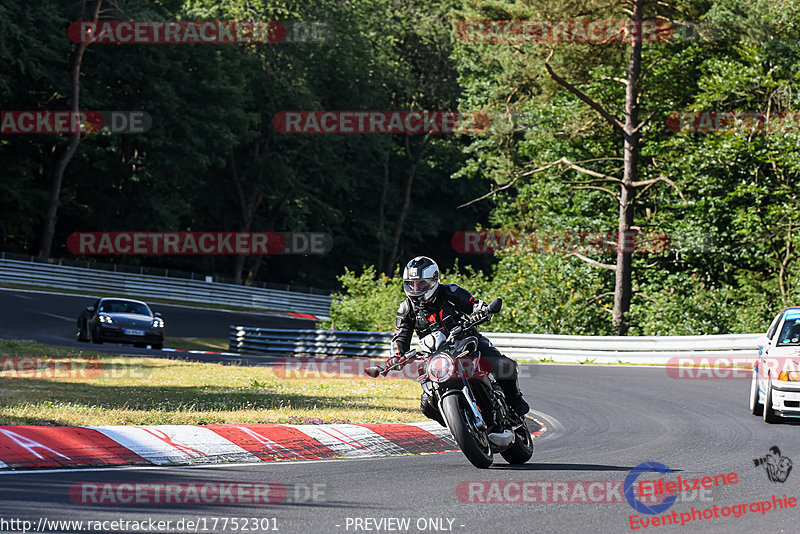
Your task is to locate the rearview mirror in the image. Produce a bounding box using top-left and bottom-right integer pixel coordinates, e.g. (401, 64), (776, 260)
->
(154, 311), (162, 317)
(364, 366), (382, 377)
(487, 298), (502, 314)
(85, 306), (95, 312)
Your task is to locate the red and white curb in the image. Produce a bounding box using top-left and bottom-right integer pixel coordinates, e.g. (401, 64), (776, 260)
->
(0, 422), (460, 470)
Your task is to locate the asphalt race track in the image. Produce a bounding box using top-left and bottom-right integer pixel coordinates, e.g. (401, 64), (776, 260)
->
(1, 288), (799, 533)
(0, 288), (315, 359)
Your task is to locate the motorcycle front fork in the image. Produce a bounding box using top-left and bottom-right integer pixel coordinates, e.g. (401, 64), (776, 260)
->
(429, 378), (490, 431)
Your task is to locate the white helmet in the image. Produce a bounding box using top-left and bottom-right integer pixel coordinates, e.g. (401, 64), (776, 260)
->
(402, 256), (440, 303)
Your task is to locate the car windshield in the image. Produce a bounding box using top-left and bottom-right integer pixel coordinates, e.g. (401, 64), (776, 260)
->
(98, 300), (151, 316)
(776, 317), (800, 346)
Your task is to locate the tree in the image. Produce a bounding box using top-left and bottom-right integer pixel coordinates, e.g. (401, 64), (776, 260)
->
(454, 0), (701, 334)
(38, 0), (108, 259)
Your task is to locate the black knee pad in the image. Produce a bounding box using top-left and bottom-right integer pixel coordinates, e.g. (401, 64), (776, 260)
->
(494, 358), (519, 381)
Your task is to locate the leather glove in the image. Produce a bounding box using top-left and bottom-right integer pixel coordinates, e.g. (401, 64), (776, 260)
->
(470, 301), (490, 324)
(386, 356), (402, 369)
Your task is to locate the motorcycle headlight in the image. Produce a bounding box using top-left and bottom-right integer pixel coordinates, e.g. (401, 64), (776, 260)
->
(427, 354), (455, 382)
(152, 318), (164, 328)
(99, 315), (113, 324)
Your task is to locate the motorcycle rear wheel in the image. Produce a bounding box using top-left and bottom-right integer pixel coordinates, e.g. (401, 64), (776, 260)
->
(442, 394), (493, 469)
(501, 420), (533, 465)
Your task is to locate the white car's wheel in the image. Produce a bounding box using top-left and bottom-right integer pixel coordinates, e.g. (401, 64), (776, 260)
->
(749, 370), (763, 416)
(76, 321), (90, 342)
(763, 381), (781, 424)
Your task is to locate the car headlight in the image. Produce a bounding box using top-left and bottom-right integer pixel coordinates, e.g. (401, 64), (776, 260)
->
(778, 371), (800, 381)
(99, 315), (113, 324)
(152, 318), (164, 328)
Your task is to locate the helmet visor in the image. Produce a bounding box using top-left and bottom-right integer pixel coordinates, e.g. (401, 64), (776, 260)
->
(404, 279), (432, 297)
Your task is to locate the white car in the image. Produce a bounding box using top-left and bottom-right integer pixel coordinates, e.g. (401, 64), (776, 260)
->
(750, 307), (800, 423)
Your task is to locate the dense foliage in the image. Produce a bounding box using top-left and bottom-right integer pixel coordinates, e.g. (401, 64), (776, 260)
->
(2, 0), (799, 334)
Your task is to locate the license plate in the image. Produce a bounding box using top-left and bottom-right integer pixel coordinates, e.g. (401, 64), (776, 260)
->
(124, 329), (145, 336)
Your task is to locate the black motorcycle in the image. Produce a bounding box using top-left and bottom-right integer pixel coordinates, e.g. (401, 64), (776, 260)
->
(366, 298), (533, 468)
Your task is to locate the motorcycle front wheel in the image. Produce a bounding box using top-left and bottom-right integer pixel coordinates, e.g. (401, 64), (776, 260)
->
(441, 394), (493, 469)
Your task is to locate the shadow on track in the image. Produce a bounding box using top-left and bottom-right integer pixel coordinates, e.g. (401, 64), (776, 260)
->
(489, 462), (683, 472)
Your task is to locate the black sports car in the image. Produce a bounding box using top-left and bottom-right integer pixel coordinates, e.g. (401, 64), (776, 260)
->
(77, 298), (165, 349)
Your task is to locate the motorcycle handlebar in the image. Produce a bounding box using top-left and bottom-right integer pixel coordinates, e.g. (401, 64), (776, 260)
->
(364, 349), (418, 378)
(366, 298), (502, 377)
(451, 297), (502, 339)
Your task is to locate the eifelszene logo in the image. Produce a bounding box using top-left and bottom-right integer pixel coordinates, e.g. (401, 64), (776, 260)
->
(625, 462), (678, 515)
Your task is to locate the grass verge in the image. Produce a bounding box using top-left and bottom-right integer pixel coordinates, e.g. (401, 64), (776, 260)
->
(165, 337), (230, 352)
(0, 339), (419, 426)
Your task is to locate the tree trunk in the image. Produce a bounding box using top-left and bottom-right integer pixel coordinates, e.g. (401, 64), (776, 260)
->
(612, 0), (644, 335)
(385, 136), (429, 272)
(377, 148), (391, 272)
(229, 148), (264, 284)
(229, 139), (295, 285)
(37, 0), (104, 259)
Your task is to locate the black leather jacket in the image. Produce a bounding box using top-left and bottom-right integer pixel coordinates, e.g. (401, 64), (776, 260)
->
(391, 284), (482, 357)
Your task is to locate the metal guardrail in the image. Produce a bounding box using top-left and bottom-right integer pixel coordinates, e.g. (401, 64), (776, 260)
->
(485, 332), (761, 362)
(229, 327), (396, 357)
(229, 327), (762, 363)
(0, 251), (330, 294)
(0, 259), (332, 318)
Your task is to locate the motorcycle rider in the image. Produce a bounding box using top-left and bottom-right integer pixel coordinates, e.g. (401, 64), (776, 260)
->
(390, 256), (530, 424)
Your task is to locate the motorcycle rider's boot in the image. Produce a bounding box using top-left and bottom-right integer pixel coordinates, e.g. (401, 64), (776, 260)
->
(420, 393), (445, 427)
(509, 395), (530, 417)
(498, 378), (530, 417)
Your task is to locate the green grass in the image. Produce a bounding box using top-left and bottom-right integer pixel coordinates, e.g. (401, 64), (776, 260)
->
(165, 337), (230, 352)
(0, 339), (419, 426)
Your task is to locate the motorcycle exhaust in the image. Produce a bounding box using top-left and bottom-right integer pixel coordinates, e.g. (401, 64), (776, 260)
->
(487, 429), (515, 448)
